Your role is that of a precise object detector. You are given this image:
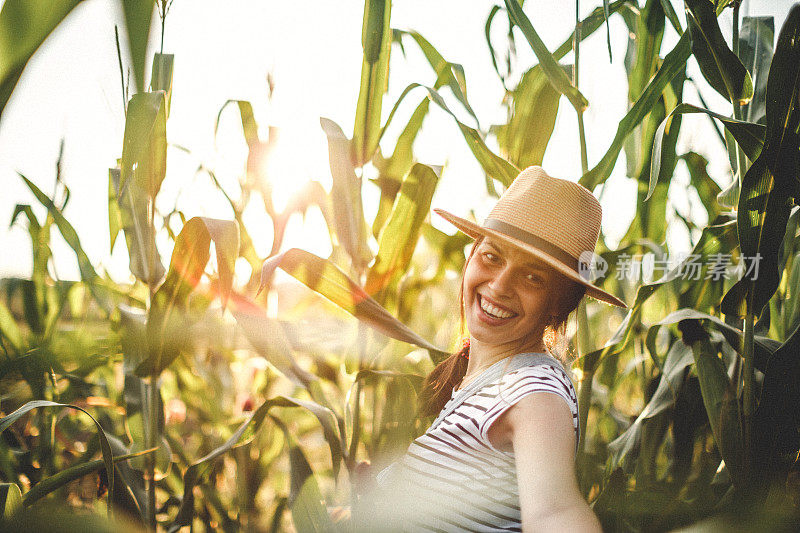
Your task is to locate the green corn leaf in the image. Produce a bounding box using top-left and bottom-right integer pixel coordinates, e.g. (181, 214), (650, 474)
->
(654, 308), (776, 372)
(108, 167), (123, 252)
(582, 219), (738, 368)
(0, 483), (21, 519)
(287, 438), (333, 532)
(424, 85), (519, 187)
(121, 0), (155, 94)
(366, 163), (440, 301)
(607, 340), (694, 472)
(0, 400), (115, 516)
(660, 0), (684, 34)
(272, 396), (344, 481)
(136, 217), (239, 376)
(602, 0), (613, 60)
(685, 0), (754, 105)
(721, 5), (800, 318)
(168, 400), (277, 532)
(377, 83), (518, 187)
(581, 32), (691, 190)
(168, 397), (337, 532)
(371, 96), (429, 238)
(739, 17), (774, 126)
(0, 0), (83, 122)
(150, 53), (174, 116)
(215, 99), (260, 147)
(320, 117), (372, 269)
(690, 327), (745, 487)
(504, 0), (588, 112)
(119, 91), (167, 200)
(552, 0), (633, 60)
(22, 447), (156, 507)
(752, 322), (800, 487)
(232, 307), (317, 389)
(258, 248), (447, 359)
(17, 174), (117, 314)
(352, 0), (392, 167)
(681, 151), (723, 222)
(494, 64), (561, 169)
(110, 164), (165, 285)
(394, 30), (479, 126)
(0, 300), (23, 356)
(649, 103), (766, 201)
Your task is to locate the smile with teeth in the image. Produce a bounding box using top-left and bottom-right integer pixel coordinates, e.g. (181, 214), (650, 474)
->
(479, 295), (518, 320)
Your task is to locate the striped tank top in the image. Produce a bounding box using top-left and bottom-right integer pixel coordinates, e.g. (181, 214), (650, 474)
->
(366, 353), (580, 532)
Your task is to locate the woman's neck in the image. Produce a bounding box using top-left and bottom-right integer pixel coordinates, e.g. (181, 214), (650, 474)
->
(457, 336), (548, 390)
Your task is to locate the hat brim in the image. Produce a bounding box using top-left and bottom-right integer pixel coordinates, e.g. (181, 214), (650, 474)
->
(433, 208), (628, 309)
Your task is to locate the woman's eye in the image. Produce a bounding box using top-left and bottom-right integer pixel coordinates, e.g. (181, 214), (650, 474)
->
(525, 273), (541, 283)
(483, 252), (499, 263)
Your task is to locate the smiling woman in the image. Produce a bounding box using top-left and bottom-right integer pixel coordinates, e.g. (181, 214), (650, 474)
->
(357, 166), (627, 532)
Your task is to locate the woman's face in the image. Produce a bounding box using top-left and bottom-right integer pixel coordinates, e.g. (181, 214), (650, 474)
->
(463, 237), (569, 352)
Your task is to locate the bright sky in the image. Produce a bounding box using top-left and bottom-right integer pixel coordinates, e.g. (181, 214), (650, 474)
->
(0, 0), (794, 283)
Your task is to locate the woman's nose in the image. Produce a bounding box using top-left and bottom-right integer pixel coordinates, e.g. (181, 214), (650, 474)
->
(487, 266), (515, 294)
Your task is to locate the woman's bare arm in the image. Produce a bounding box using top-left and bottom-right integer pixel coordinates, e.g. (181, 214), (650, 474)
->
(500, 392), (602, 532)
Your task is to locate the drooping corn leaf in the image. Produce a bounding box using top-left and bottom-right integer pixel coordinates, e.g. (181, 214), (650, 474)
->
(581, 32), (691, 190)
(377, 83), (518, 187)
(22, 447), (156, 507)
(0, 0), (83, 121)
(168, 399), (278, 532)
(504, 0), (588, 112)
(494, 65), (561, 169)
(136, 217), (239, 376)
(119, 91), (167, 200)
(552, 0), (633, 61)
(393, 30), (479, 125)
(352, 0), (392, 167)
(231, 306), (317, 388)
(258, 248), (446, 359)
(649, 103), (766, 201)
(365, 163), (440, 302)
(685, 0), (754, 105)
(484, 5), (514, 90)
(424, 86), (519, 187)
(121, 0), (155, 94)
(607, 339), (694, 473)
(320, 117), (372, 270)
(215, 99), (260, 147)
(721, 5), (800, 318)
(168, 396), (338, 532)
(0, 400), (115, 516)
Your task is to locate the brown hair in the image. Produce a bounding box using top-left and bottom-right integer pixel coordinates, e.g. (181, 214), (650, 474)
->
(415, 237), (587, 418)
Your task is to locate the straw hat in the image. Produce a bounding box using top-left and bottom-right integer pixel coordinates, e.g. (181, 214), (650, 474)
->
(434, 166), (627, 308)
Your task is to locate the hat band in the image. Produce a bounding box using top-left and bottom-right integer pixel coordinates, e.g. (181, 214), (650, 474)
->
(483, 218), (583, 273)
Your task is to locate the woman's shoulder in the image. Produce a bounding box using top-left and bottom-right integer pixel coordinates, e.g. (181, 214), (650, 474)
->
(501, 355), (576, 389)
